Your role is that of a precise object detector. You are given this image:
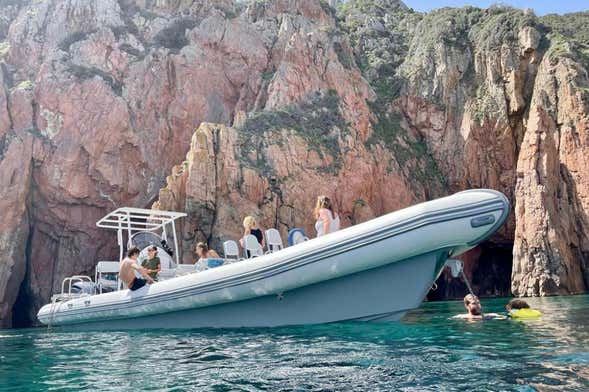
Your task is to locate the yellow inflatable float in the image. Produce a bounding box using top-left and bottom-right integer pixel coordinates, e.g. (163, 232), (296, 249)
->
(508, 308), (542, 319)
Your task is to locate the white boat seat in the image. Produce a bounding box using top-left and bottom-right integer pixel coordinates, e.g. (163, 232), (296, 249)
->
(243, 234), (263, 258)
(95, 261), (120, 293)
(157, 269), (176, 281)
(265, 228), (284, 253)
(288, 228), (309, 246)
(223, 240), (241, 262)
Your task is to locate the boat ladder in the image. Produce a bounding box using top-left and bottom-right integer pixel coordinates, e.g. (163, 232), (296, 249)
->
(47, 275), (93, 330)
(47, 296), (59, 331)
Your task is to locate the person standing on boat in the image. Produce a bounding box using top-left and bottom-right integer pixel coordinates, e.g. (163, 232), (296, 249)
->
(141, 245), (161, 281)
(240, 215), (265, 249)
(120, 246), (154, 291)
(314, 195), (340, 237)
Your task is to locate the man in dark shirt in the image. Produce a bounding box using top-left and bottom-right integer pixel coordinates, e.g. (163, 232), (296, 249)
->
(141, 246), (161, 281)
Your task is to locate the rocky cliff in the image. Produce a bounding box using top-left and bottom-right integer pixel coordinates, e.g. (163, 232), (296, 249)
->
(0, 1), (587, 327)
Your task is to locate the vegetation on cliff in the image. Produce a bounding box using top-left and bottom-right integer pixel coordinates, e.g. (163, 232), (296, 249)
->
(337, 0), (446, 196)
(541, 12), (589, 67)
(238, 90), (348, 176)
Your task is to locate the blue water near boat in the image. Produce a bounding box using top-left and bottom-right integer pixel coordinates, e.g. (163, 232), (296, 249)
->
(1, 295), (588, 391)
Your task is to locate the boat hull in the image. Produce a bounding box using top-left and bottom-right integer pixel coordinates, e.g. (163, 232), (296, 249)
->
(38, 189), (510, 330)
(58, 251), (443, 330)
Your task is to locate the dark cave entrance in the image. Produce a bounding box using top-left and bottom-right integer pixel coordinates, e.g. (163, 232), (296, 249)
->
(12, 225), (35, 328)
(427, 241), (514, 301)
(11, 275), (34, 328)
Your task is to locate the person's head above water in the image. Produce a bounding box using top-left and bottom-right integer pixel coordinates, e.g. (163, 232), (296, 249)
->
(505, 298), (541, 319)
(452, 294), (505, 320)
(505, 299), (530, 312)
(464, 294), (482, 316)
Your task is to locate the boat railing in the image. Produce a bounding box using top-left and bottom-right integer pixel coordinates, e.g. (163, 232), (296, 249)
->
(51, 275), (94, 302)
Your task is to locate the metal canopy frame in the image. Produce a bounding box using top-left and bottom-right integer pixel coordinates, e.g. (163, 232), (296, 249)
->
(96, 207), (187, 265)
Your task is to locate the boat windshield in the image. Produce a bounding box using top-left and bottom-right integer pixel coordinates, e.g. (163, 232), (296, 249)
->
(131, 232), (162, 250)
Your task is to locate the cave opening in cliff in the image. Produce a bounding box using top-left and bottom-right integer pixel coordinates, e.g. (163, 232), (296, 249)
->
(427, 241), (513, 302)
(12, 274), (34, 328)
(12, 226), (35, 328)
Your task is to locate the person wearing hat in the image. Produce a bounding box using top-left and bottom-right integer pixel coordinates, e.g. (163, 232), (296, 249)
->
(141, 245), (161, 281)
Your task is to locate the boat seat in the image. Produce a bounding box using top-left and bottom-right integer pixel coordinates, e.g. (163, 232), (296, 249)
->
(288, 228), (309, 246)
(130, 231), (163, 253)
(195, 258), (225, 271)
(223, 240), (241, 262)
(243, 234), (263, 258)
(265, 228), (284, 253)
(95, 261), (120, 293)
(176, 264), (198, 276)
(157, 269), (176, 281)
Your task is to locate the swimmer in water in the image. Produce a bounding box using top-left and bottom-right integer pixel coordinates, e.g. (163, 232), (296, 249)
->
(452, 294), (505, 320)
(506, 299), (542, 319)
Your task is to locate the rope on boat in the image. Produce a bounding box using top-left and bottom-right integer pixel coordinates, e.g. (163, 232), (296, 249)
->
(47, 297), (58, 331)
(460, 270), (476, 296)
(445, 259), (476, 296)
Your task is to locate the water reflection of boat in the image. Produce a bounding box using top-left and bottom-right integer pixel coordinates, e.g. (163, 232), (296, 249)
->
(37, 189), (509, 330)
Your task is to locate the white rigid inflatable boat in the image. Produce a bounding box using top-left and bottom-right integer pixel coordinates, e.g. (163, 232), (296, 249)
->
(38, 189), (509, 330)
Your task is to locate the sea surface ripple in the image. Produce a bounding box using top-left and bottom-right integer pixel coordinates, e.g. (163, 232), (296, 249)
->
(1, 296), (588, 391)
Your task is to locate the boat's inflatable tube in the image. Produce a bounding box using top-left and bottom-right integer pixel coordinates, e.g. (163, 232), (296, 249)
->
(38, 189), (510, 327)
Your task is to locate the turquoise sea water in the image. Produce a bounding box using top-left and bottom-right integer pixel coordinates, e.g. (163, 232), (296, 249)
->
(1, 295), (588, 391)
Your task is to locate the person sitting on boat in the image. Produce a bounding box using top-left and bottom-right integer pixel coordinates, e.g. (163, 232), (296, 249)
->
(240, 215), (265, 252)
(195, 242), (220, 262)
(505, 299), (542, 319)
(141, 245), (161, 281)
(120, 246), (154, 291)
(314, 195), (340, 237)
(452, 294), (505, 320)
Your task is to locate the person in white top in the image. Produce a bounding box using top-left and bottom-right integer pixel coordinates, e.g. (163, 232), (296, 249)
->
(314, 195), (340, 237)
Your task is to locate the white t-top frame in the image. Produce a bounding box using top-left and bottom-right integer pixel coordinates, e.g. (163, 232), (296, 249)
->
(96, 207), (187, 265)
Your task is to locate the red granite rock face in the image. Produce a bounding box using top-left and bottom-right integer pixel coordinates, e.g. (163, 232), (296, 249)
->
(0, 0), (432, 326)
(512, 51), (589, 296)
(0, 135), (33, 328)
(0, 0), (271, 324)
(154, 122), (420, 264)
